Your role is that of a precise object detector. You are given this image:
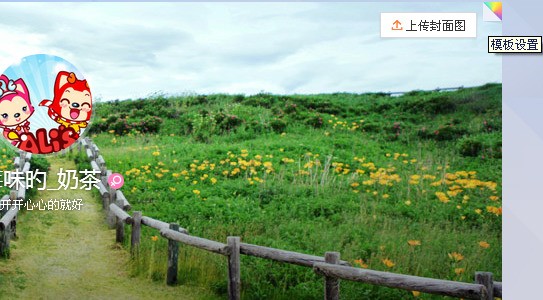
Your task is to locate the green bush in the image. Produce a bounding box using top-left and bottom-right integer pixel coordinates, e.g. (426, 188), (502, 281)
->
(216, 113), (243, 133)
(457, 137), (483, 157)
(304, 114), (324, 129)
(270, 118), (287, 133)
(360, 121), (382, 133)
(284, 103), (298, 114)
(133, 116), (163, 134)
(418, 124), (468, 141)
(110, 118), (132, 134)
(457, 134), (501, 158)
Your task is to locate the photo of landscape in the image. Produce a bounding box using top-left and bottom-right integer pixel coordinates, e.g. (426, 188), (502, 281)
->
(0, 2), (501, 299)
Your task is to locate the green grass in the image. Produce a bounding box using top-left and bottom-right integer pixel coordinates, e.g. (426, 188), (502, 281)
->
(0, 157), (214, 299)
(82, 83), (501, 299)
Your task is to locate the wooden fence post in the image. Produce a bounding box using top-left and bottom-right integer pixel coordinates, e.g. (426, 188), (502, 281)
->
(104, 169), (112, 191)
(475, 272), (493, 300)
(9, 190), (16, 239)
(227, 236), (241, 300)
(131, 211), (142, 255)
(9, 190), (16, 205)
(324, 252), (340, 300)
(0, 193), (13, 258)
(13, 158), (20, 172)
(107, 187), (117, 228)
(115, 200), (124, 243)
(100, 166), (107, 186)
(0, 223), (10, 258)
(0, 195), (8, 217)
(167, 223), (180, 285)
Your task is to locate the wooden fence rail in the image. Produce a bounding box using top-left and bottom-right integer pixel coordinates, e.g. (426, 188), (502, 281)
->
(78, 138), (503, 300)
(239, 243), (350, 268)
(141, 216), (188, 234)
(313, 262), (486, 299)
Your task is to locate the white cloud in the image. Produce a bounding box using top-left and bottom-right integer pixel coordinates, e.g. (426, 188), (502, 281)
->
(0, 2), (501, 100)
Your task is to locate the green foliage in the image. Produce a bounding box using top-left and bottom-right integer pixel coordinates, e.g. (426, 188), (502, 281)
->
(82, 83), (502, 299)
(304, 113), (324, 129)
(270, 118), (287, 133)
(457, 133), (502, 158)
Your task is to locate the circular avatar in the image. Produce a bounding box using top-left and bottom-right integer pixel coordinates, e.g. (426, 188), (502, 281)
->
(0, 54), (92, 154)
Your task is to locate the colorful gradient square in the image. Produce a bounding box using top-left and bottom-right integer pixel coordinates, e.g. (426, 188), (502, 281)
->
(485, 2), (502, 20)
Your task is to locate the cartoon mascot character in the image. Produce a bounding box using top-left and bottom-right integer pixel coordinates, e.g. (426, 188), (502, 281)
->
(0, 75), (34, 146)
(40, 71), (92, 134)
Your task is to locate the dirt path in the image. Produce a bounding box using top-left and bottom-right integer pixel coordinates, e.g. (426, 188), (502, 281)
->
(0, 157), (210, 299)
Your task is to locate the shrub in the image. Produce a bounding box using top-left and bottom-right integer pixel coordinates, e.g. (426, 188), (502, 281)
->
(87, 119), (108, 134)
(243, 93), (276, 108)
(187, 95), (208, 106)
(458, 137), (483, 157)
(134, 116), (163, 134)
(482, 118), (501, 133)
(232, 94), (245, 103)
(418, 124), (468, 141)
(305, 114), (324, 129)
(110, 118), (132, 134)
(284, 103), (298, 114)
(247, 120), (269, 133)
(270, 118), (287, 133)
(360, 121), (382, 133)
(218, 114), (243, 132)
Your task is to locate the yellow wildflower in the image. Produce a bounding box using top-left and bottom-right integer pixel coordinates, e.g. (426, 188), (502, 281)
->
(448, 252), (464, 262)
(479, 241), (490, 249)
(354, 259), (368, 268)
(435, 192), (450, 203)
(407, 240), (421, 246)
(486, 206), (502, 216)
(382, 258), (395, 268)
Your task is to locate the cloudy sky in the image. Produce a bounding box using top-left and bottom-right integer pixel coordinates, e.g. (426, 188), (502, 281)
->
(0, 2), (501, 101)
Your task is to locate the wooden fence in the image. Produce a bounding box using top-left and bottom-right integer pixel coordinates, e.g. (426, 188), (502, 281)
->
(0, 151), (32, 257)
(47, 138), (505, 299)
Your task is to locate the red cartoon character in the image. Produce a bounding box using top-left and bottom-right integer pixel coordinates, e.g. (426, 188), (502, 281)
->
(39, 71), (92, 135)
(0, 75), (34, 146)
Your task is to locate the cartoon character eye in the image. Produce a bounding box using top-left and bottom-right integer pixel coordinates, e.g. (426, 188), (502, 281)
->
(81, 102), (91, 108)
(22, 106), (27, 112)
(1, 113), (7, 119)
(60, 98), (70, 105)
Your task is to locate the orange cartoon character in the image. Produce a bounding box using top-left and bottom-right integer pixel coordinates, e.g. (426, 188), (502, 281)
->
(0, 75), (34, 146)
(39, 71), (92, 134)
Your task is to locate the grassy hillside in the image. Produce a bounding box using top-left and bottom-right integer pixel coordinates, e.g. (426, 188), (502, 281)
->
(82, 83), (501, 299)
